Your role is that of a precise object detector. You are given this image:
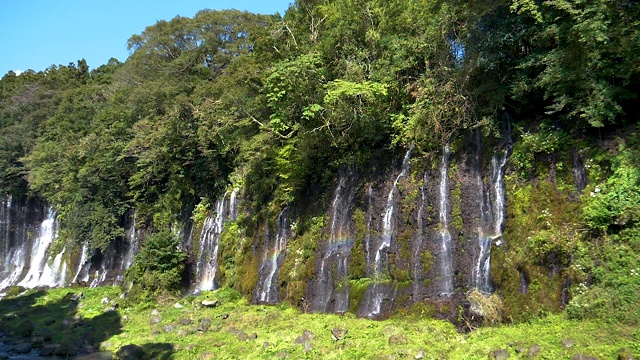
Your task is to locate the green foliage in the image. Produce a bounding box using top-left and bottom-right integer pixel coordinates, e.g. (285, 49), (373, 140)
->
(126, 231), (187, 301)
(582, 153), (640, 233)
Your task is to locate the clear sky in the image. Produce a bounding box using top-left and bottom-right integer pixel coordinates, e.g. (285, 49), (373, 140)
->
(0, 0), (293, 76)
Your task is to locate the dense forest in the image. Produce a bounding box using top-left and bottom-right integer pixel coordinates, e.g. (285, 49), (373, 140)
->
(1, 0), (640, 336)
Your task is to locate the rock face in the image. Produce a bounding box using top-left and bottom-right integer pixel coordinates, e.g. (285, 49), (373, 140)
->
(1, 131), (540, 321)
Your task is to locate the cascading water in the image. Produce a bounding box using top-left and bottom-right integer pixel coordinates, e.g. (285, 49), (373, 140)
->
(363, 148), (412, 318)
(374, 149), (412, 273)
(72, 242), (90, 284)
(412, 172), (428, 300)
(437, 145), (454, 296)
(310, 170), (355, 313)
(18, 208), (62, 288)
(257, 208), (289, 304)
(193, 189), (239, 292)
(473, 143), (511, 293)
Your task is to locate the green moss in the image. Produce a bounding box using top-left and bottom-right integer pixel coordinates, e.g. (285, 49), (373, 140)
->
(349, 208), (367, 279)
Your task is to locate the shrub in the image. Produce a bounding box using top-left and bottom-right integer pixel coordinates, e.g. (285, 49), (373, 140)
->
(125, 231), (187, 301)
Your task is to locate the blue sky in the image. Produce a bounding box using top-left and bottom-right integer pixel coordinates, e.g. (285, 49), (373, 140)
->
(0, 0), (293, 76)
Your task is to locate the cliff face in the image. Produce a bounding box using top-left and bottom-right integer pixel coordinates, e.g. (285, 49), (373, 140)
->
(0, 133), (579, 321)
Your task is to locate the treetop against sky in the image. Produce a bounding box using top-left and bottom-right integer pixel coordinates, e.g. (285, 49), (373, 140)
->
(0, 0), (292, 76)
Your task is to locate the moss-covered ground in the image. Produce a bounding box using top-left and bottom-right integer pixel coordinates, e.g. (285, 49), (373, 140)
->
(1, 286), (638, 359)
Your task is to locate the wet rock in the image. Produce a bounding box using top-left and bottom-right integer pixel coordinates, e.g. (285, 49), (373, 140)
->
(39, 344), (56, 356)
(13, 342), (32, 353)
(55, 342), (78, 356)
(202, 299), (221, 307)
(115, 344), (145, 360)
(331, 328), (348, 341)
(389, 335), (408, 346)
(150, 316), (163, 325)
(489, 349), (510, 360)
(68, 292), (84, 302)
(198, 318), (211, 332)
(179, 318), (192, 325)
(528, 344), (541, 358)
(572, 355), (597, 360)
(415, 350), (425, 359)
(619, 348), (636, 360)
(562, 338), (576, 349)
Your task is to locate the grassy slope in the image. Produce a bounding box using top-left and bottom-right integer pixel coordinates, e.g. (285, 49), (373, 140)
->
(1, 287), (638, 359)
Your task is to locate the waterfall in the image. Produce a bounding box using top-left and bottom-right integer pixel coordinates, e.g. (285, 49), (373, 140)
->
(374, 148), (412, 273)
(194, 189), (239, 293)
(311, 170), (355, 313)
(258, 208), (289, 303)
(18, 208), (61, 288)
(437, 145), (454, 296)
(365, 148), (412, 318)
(412, 172), (427, 300)
(473, 144), (511, 293)
(72, 242), (90, 284)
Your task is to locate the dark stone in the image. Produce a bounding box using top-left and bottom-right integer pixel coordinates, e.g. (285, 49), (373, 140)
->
(221, 313), (229, 320)
(562, 338), (576, 349)
(115, 344), (145, 360)
(150, 316), (163, 325)
(572, 355), (598, 360)
(44, 318), (56, 325)
(198, 318), (211, 332)
(528, 344), (541, 358)
(237, 331), (257, 341)
(13, 342), (32, 353)
(489, 349), (510, 360)
(39, 344), (56, 356)
(15, 320), (34, 337)
(619, 348), (636, 360)
(55, 342), (79, 356)
(180, 318), (192, 325)
(389, 335), (409, 346)
(331, 328), (348, 341)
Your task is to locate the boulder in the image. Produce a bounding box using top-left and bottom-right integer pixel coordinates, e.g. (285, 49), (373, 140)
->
(13, 342), (32, 353)
(39, 344), (56, 356)
(528, 344), (541, 358)
(389, 335), (409, 346)
(619, 348), (636, 360)
(115, 344), (145, 360)
(15, 320), (34, 337)
(162, 324), (176, 333)
(562, 338), (576, 349)
(331, 328), (348, 341)
(489, 349), (510, 360)
(202, 299), (221, 307)
(55, 342), (78, 357)
(294, 330), (316, 345)
(198, 318), (211, 332)
(571, 355), (598, 360)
